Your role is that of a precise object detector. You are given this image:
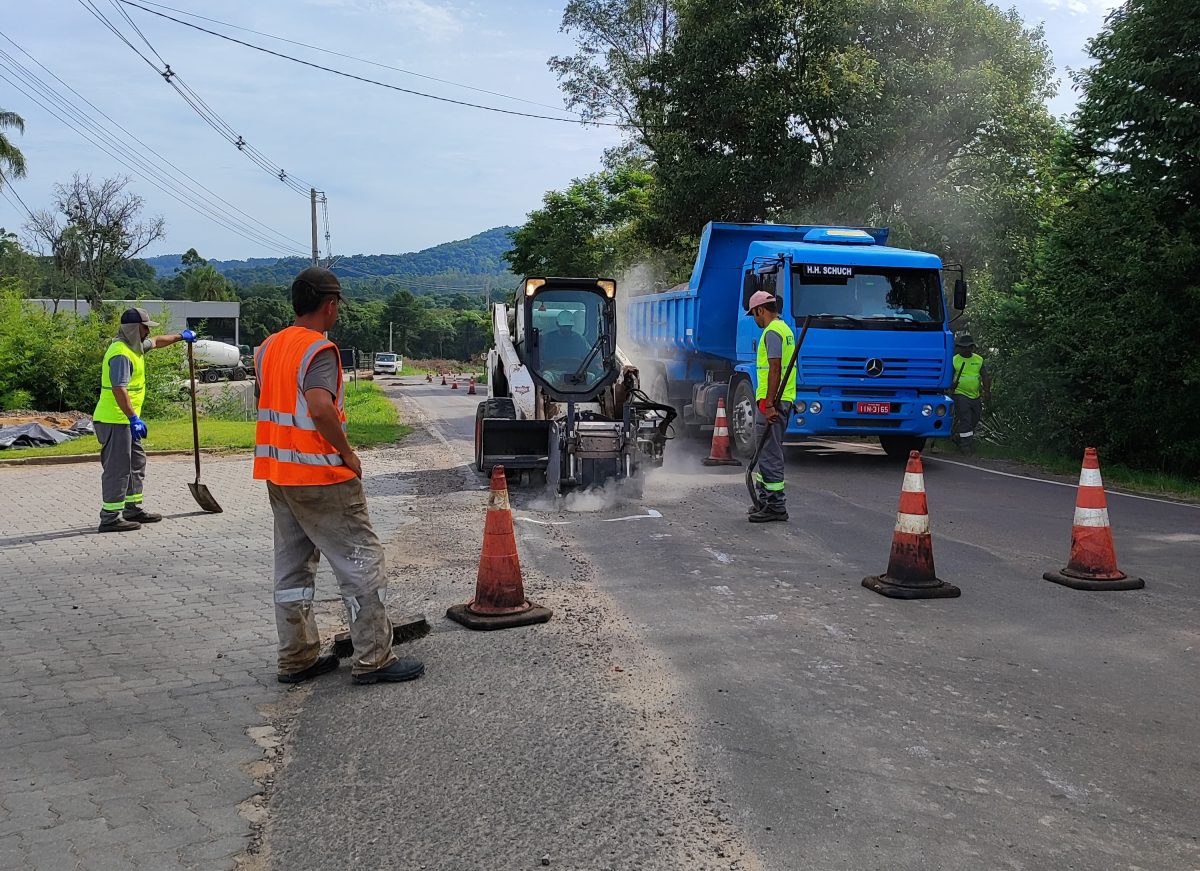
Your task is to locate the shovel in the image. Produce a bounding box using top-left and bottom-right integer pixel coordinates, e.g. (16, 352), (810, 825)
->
(746, 315), (811, 511)
(186, 342), (223, 513)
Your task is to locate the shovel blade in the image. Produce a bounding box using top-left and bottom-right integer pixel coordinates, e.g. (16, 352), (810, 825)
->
(189, 482), (223, 513)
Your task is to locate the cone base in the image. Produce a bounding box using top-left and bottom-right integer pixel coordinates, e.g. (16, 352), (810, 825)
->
(1043, 570), (1144, 591)
(702, 457), (742, 466)
(862, 574), (961, 599)
(446, 602), (553, 631)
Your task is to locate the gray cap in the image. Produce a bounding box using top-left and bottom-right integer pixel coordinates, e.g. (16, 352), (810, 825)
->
(120, 307), (159, 327)
(955, 332), (976, 348)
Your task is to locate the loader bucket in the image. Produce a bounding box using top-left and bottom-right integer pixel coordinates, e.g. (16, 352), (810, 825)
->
(479, 418), (551, 473)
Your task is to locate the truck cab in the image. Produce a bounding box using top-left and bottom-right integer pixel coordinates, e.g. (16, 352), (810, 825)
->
(624, 222), (965, 460)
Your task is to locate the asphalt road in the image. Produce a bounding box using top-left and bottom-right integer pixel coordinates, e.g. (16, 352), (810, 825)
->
(391, 377), (1200, 871)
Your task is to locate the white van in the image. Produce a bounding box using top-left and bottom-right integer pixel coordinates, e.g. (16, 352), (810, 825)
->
(373, 352), (402, 375)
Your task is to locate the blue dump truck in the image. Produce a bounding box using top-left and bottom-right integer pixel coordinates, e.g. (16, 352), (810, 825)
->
(624, 222), (967, 460)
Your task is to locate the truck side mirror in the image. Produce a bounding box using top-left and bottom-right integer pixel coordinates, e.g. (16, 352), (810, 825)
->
(743, 271), (758, 298)
(953, 278), (967, 311)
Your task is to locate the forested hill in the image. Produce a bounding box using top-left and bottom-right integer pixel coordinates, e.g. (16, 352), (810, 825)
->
(142, 226), (517, 294)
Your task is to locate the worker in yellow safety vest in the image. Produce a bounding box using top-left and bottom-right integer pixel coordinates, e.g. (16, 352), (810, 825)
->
(254, 266), (424, 686)
(951, 332), (992, 454)
(93, 307), (195, 533)
(746, 289), (796, 523)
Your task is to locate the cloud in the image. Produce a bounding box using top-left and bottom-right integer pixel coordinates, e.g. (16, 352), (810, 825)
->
(306, 0), (463, 40)
(1040, 0), (1118, 15)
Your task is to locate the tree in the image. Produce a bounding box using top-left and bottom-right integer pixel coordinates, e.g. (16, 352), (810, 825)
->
(25, 175), (165, 308)
(0, 109), (27, 191)
(239, 296), (293, 347)
(977, 0), (1200, 476)
(176, 249), (233, 302)
(506, 160), (654, 276)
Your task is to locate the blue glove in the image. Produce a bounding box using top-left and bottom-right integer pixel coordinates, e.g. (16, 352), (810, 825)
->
(180, 329), (197, 343)
(129, 415), (148, 441)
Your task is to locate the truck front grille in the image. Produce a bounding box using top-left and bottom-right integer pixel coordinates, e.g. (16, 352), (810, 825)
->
(803, 355), (943, 383)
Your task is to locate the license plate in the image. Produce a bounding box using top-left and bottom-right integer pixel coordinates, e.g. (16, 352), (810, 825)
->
(856, 402), (891, 415)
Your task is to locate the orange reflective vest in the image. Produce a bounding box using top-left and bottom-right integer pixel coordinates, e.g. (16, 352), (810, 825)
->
(253, 325), (355, 486)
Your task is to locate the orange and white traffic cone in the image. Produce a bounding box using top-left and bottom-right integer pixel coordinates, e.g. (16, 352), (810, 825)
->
(702, 397), (741, 466)
(426, 373), (432, 383)
(451, 377), (459, 390)
(446, 465), (553, 630)
(1044, 448), (1144, 591)
(441, 373), (447, 386)
(468, 376), (477, 395)
(862, 451), (960, 599)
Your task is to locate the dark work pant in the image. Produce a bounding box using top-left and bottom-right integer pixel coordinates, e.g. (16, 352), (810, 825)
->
(96, 421), (146, 521)
(953, 394), (982, 450)
(753, 402), (793, 510)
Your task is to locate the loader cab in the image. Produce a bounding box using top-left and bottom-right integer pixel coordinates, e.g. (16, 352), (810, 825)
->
(519, 277), (619, 401)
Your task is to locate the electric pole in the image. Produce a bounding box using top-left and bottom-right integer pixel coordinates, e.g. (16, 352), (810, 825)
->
(389, 322), (394, 353)
(310, 188), (319, 266)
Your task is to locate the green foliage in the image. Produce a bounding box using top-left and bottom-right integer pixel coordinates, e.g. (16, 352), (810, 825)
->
(973, 0), (1200, 477)
(505, 161), (654, 276)
(0, 108), (27, 184)
(1, 388), (33, 411)
(0, 293), (186, 415)
(239, 296), (293, 347)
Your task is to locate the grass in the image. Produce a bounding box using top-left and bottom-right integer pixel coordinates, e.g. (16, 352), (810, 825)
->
(0, 382), (411, 460)
(961, 441), (1200, 503)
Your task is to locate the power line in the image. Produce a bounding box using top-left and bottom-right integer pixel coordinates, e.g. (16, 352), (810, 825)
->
(77, 0), (319, 196)
(119, 0), (633, 128)
(0, 31), (310, 252)
(123, 0), (588, 116)
(0, 49), (310, 256)
(0, 185), (35, 223)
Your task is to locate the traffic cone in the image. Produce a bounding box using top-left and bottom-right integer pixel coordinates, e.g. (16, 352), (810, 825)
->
(441, 373), (447, 386)
(426, 373), (432, 383)
(451, 378), (459, 390)
(447, 465), (553, 630)
(702, 396), (741, 467)
(862, 451), (960, 599)
(468, 376), (477, 395)
(1044, 448), (1144, 591)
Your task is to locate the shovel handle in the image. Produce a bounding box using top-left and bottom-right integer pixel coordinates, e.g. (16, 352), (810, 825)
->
(187, 342), (201, 482)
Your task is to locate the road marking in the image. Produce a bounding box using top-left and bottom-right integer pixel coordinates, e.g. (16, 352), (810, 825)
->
(815, 439), (1199, 509)
(515, 509), (663, 527)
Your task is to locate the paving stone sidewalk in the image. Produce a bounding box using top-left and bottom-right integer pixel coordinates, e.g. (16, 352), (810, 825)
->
(0, 448), (417, 870)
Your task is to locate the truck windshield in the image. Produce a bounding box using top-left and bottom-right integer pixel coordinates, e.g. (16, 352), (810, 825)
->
(376, 354), (396, 362)
(529, 289), (609, 394)
(791, 267), (943, 328)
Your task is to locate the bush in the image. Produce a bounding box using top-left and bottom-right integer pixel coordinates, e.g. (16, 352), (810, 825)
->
(0, 388), (34, 411)
(0, 293), (187, 416)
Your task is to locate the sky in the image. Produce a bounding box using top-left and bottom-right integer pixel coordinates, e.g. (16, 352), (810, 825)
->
(0, 0), (1120, 262)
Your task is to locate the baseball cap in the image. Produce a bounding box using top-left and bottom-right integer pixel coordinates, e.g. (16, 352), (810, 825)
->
(292, 266), (342, 297)
(955, 332), (976, 347)
(120, 307), (159, 327)
(745, 290), (777, 314)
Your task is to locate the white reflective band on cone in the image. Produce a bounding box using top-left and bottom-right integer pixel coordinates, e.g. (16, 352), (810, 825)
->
(902, 472), (925, 493)
(275, 587), (315, 603)
(1073, 506), (1111, 527)
(714, 426), (729, 436)
(894, 511), (930, 535)
(489, 490), (511, 511)
(1079, 468), (1103, 487)
(959, 430), (974, 438)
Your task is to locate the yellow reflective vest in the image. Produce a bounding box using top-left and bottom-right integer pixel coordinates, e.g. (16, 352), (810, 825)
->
(756, 318), (796, 403)
(94, 340), (146, 424)
(952, 353), (985, 399)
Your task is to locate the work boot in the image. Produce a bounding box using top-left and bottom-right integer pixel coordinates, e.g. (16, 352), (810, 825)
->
(277, 654), (339, 684)
(98, 517), (141, 533)
(123, 507), (163, 523)
(353, 657), (425, 685)
(748, 506), (788, 523)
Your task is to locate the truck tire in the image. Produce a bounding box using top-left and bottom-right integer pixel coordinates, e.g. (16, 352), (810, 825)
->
(729, 379), (758, 459)
(202, 369), (221, 384)
(232, 367), (247, 381)
(475, 398), (517, 473)
(880, 435), (926, 461)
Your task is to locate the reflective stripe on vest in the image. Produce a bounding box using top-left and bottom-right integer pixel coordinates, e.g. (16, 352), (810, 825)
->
(756, 318), (797, 403)
(93, 340), (146, 424)
(253, 326), (355, 486)
(952, 353), (985, 399)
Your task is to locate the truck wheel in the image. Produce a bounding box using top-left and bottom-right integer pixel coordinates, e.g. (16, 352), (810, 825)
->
(880, 435), (926, 460)
(202, 369), (221, 384)
(729, 379), (757, 459)
(474, 402), (486, 472)
(232, 367), (247, 382)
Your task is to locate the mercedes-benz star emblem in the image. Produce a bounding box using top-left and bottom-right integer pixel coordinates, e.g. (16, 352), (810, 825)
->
(865, 358), (885, 377)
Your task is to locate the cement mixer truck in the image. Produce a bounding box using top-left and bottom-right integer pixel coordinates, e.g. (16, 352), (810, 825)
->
(192, 340), (248, 382)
